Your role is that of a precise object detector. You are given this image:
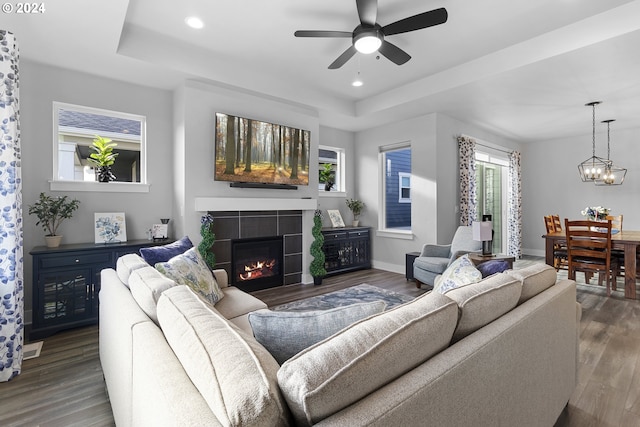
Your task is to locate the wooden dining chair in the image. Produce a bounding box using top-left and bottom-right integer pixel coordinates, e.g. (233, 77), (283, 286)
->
(606, 214), (623, 232)
(552, 215), (562, 233)
(544, 215), (555, 234)
(545, 215), (567, 271)
(565, 219), (616, 296)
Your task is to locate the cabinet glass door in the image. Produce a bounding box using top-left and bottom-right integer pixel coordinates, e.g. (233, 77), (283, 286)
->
(38, 269), (92, 325)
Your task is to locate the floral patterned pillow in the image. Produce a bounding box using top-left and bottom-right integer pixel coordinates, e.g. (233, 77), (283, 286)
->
(155, 247), (224, 305)
(434, 254), (482, 294)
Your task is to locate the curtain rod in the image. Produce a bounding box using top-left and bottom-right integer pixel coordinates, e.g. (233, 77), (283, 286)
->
(474, 141), (514, 155)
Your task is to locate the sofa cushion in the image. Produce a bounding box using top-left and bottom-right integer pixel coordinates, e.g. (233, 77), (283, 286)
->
(129, 266), (176, 324)
(116, 253), (149, 287)
(249, 301), (386, 365)
(433, 254), (482, 293)
(508, 263), (557, 304)
(157, 286), (290, 427)
(444, 273), (522, 341)
(277, 292), (458, 426)
(477, 259), (511, 278)
(139, 236), (193, 266)
(155, 247), (224, 305)
(214, 286), (268, 321)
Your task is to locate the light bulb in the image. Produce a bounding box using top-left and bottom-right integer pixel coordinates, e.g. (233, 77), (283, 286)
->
(354, 35), (381, 54)
(185, 16), (204, 29)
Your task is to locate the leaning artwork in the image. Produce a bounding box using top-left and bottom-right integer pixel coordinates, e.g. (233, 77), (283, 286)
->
(95, 212), (127, 244)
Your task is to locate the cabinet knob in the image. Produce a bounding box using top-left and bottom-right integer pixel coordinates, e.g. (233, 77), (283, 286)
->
(75, 259), (80, 263)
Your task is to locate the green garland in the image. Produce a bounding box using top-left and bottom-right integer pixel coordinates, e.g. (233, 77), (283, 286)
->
(198, 214), (216, 269)
(310, 210), (327, 278)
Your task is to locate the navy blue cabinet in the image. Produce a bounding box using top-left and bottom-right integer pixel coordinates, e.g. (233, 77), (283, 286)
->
(321, 227), (371, 276)
(30, 240), (166, 340)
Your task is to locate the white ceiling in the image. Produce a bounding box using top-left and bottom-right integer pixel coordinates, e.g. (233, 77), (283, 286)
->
(4, 0), (640, 142)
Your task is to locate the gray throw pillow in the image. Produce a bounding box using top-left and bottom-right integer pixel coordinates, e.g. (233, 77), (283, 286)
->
(248, 301), (386, 364)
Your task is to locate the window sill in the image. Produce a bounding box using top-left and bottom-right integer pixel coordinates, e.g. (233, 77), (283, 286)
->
(376, 229), (414, 240)
(49, 180), (150, 193)
(318, 191), (346, 198)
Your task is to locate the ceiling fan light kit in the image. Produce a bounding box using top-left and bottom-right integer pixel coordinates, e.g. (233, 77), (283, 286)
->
(295, 0), (447, 69)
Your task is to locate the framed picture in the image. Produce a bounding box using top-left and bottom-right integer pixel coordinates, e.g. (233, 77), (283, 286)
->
(152, 223), (169, 240)
(327, 210), (345, 228)
(95, 212), (127, 244)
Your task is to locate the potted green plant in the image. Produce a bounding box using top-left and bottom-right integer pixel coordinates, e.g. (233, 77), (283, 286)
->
(88, 135), (119, 182)
(319, 163), (335, 191)
(28, 192), (81, 248)
(346, 198), (365, 226)
(309, 210), (327, 285)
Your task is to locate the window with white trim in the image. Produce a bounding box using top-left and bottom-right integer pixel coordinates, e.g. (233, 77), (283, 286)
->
(379, 144), (412, 232)
(53, 102), (147, 185)
(318, 145), (345, 193)
(398, 172), (411, 203)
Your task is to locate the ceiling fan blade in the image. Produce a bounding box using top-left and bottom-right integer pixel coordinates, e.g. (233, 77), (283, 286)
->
(294, 30), (352, 38)
(356, 0), (377, 26)
(378, 41), (411, 65)
(328, 45), (357, 69)
(382, 7), (448, 36)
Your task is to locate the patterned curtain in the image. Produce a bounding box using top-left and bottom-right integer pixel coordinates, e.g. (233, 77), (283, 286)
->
(458, 136), (477, 226)
(507, 150), (522, 258)
(0, 30), (23, 382)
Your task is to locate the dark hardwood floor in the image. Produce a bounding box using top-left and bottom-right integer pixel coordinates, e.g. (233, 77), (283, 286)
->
(1, 261), (639, 426)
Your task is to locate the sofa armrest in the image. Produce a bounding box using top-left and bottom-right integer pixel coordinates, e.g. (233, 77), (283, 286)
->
(420, 244), (451, 258)
(213, 269), (229, 288)
(448, 250), (480, 266)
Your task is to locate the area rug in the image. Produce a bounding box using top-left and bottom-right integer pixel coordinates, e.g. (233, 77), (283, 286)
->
(273, 283), (415, 312)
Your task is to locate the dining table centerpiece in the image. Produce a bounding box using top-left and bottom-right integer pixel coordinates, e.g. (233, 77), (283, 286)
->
(581, 206), (610, 221)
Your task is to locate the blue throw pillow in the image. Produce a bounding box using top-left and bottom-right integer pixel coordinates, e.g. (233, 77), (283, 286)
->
(477, 259), (510, 278)
(139, 236), (193, 266)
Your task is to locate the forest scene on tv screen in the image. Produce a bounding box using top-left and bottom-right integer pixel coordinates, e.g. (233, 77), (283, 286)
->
(215, 113), (310, 186)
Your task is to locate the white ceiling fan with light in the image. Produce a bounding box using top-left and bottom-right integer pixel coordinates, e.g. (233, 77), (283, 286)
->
(294, 0), (448, 69)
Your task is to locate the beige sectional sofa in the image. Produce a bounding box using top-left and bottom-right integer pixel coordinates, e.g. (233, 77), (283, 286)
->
(99, 254), (580, 426)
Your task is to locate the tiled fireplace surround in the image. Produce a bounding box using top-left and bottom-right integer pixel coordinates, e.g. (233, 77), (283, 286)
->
(209, 210), (304, 289)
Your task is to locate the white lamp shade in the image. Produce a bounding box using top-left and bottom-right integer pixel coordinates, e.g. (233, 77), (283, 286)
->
(473, 221), (493, 241)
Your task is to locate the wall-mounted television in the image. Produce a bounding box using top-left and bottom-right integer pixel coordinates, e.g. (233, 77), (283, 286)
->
(214, 113), (310, 188)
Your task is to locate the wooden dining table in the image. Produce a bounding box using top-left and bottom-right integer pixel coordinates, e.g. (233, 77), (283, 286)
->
(543, 230), (640, 299)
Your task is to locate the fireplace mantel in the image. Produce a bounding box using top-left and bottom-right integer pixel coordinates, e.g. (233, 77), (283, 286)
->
(194, 197), (317, 212)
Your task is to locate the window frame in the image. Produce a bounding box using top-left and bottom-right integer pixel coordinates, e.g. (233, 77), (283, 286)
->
(377, 142), (413, 238)
(318, 145), (346, 197)
(51, 102), (149, 193)
(398, 172), (411, 203)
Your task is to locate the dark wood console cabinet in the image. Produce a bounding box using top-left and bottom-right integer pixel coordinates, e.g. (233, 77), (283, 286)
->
(321, 227), (371, 276)
(29, 239), (167, 340)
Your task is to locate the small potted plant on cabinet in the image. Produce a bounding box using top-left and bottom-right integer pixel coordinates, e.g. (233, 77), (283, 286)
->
(89, 135), (119, 182)
(346, 198), (365, 227)
(28, 192), (81, 248)
(319, 163), (335, 191)
(309, 210), (327, 285)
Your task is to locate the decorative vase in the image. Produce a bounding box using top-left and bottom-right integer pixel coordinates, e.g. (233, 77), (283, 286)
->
(45, 235), (62, 248)
(96, 166), (115, 182)
(352, 220), (360, 227)
(313, 276), (323, 286)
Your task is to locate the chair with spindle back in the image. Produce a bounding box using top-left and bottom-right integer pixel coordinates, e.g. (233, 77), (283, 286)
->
(565, 219), (616, 296)
(545, 215), (567, 271)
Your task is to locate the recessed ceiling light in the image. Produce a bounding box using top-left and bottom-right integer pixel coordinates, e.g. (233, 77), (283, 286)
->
(185, 16), (204, 29)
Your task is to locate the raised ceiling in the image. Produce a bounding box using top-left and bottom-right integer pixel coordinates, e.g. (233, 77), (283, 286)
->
(4, 0), (640, 142)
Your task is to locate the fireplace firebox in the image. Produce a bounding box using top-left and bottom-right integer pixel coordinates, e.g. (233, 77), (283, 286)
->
(231, 236), (283, 291)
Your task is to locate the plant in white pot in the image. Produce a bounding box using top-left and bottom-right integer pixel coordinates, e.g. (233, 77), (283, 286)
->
(345, 198), (365, 227)
(28, 192), (80, 248)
